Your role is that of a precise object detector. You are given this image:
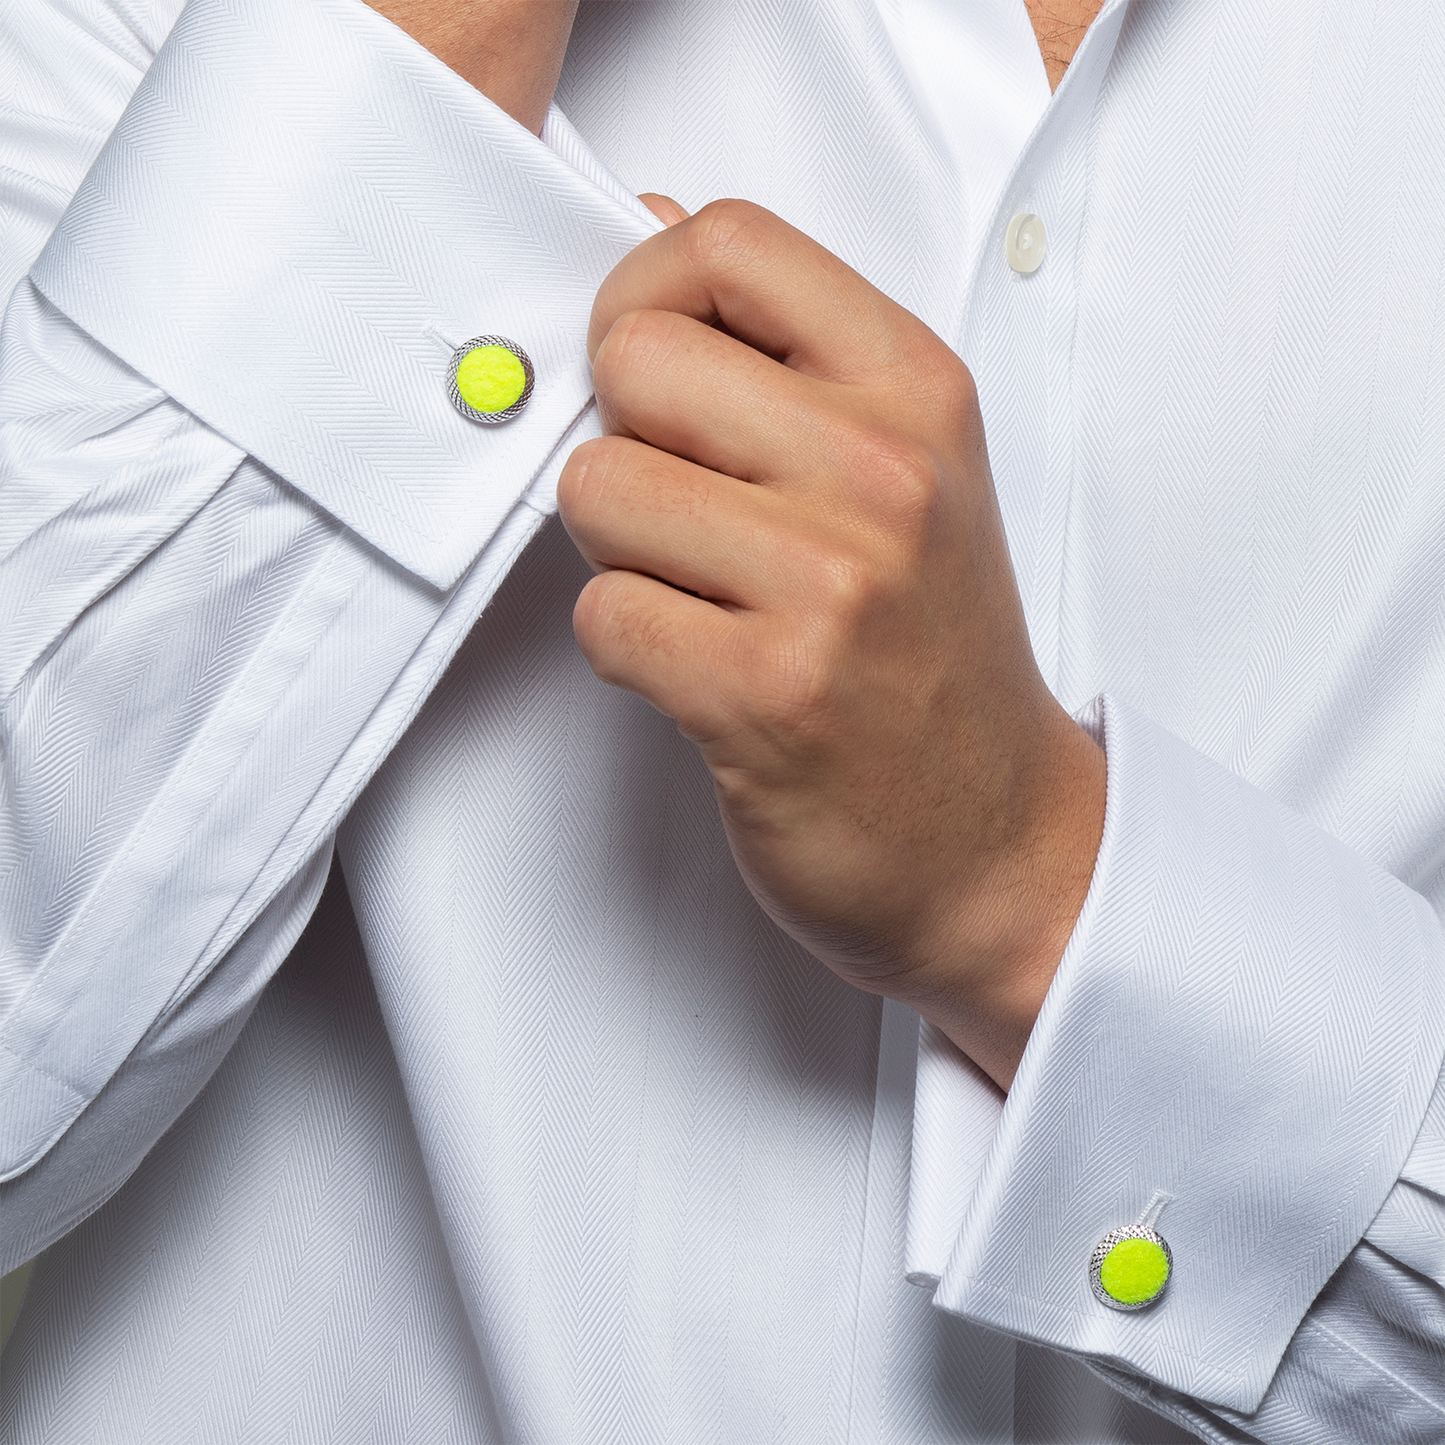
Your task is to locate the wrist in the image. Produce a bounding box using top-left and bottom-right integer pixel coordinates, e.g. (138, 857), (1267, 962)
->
(903, 710), (1106, 1090)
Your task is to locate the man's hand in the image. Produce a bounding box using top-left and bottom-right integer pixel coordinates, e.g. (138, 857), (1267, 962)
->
(558, 201), (1106, 1090)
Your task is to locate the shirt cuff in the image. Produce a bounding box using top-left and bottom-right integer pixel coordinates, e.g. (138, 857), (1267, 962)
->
(1363, 1058), (1445, 1290)
(920, 694), (1445, 1412)
(2, 0), (658, 1182)
(30, 0), (660, 591)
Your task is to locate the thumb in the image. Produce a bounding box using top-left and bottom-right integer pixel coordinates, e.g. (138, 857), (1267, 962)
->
(637, 192), (690, 227)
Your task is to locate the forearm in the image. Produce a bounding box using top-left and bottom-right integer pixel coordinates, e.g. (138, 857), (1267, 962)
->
(2, 0), (658, 1255)
(0, 276), (541, 1260)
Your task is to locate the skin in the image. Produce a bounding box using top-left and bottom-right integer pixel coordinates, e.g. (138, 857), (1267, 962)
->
(363, 0), (580, 134)
(366, 0), (1111, 1090)
(1025, 0), (1109, 90)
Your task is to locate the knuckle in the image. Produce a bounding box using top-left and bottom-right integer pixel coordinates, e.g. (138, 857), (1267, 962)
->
(915, 353), (982, 445)
(556, 435), (627, 521)
(934, 360), (981, 434)
(571, 571), (634, 674)
(683, 197), (775, 274)
(786, 529), (876, 616)
(593, 308), (674, 392)
(574, 571), (676, 678)
(843, 424), (941, 522)
(736, 627), (824, 731)
(570, 570), (611, 650)
(817, 545), (886, 622)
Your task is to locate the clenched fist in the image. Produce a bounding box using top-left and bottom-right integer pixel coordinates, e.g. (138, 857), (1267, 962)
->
(558, 199), (1105, 1089)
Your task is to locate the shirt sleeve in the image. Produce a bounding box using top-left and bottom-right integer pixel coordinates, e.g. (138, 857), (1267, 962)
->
(0, 0), (659, 1271)
(911, 695), (1445, 1435)
(1102, 1075), (1445, 1444)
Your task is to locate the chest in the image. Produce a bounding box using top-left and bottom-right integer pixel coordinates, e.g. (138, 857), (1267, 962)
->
(969, 0), (1445, 890)
(564, 0), (1445, 878)
(1024, 0), (1111, 87)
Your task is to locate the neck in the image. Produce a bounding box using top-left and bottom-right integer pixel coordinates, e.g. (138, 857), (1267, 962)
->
(364, 0), (581, 134)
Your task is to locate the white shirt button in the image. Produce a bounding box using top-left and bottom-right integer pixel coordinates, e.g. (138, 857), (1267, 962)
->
(1004, 212), (1047, 274)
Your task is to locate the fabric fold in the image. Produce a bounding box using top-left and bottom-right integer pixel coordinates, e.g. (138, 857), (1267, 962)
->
(31, 0), (660, 590)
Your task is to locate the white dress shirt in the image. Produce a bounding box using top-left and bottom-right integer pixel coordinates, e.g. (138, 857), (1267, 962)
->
(1, 0), (1443, 1441)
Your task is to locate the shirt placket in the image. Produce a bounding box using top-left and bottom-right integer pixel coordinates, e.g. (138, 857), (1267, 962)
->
(876, 9), (1140, 1433)
(958, 0), (1132, 701)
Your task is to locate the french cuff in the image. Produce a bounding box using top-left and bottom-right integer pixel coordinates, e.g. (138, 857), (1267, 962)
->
(1363, 1060), (1445, 1290)
(928, 695), (1445, 1412)
(29, 0), (661, 592)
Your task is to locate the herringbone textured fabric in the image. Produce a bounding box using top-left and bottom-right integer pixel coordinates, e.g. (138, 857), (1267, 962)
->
(1, 0), (1442, 1440)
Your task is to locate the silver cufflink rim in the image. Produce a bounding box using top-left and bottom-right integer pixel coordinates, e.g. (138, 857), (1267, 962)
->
(1088, 1224), (1173, 1312)
(448, 335), (535, 424)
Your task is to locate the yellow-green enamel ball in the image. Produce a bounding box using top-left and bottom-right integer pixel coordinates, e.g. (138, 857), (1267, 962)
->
(456, 344), (527, 414)
(1099, 1236), (1170, 1306)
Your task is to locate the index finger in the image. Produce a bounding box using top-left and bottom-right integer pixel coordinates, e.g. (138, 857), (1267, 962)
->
(587, 199), (944, 389)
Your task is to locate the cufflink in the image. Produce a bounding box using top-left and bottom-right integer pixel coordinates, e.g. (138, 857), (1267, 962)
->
(1089, 1225), (1172, 1311)
(448, 336), (534, 423)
